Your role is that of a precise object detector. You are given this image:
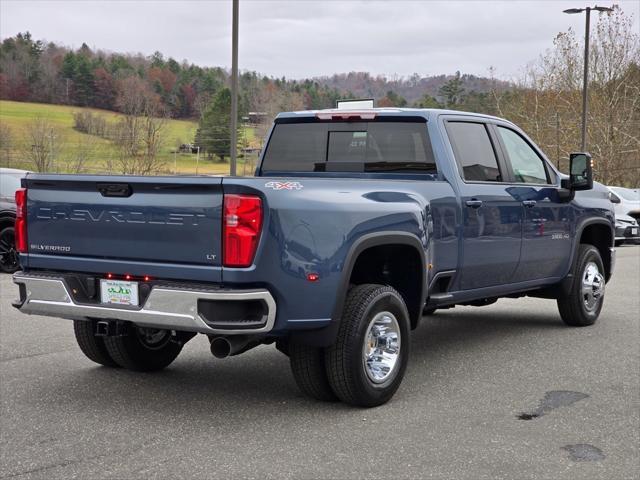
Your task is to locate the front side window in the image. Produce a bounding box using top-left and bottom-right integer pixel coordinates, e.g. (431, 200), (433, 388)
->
(497, 127), (549, 184)
(447, 122), (502, 182)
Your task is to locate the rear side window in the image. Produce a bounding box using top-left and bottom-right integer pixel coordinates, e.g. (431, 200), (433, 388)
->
(262, 121), (436, 173)
(446, 122), (502, 182)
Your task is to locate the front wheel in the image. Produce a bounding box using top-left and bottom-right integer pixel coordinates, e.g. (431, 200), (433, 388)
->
(325, 284), (410, 407)
(557, 244), (606, 327)
(104, 327), (183, 371)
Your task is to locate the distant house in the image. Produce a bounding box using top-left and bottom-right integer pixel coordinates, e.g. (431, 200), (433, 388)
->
(247, 112), (267, 124)
(178, 144), (199, 154)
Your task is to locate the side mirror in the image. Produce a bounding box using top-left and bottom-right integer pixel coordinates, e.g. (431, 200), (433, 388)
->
(568, 152), (593, 191)
(609, 192), (621, 204)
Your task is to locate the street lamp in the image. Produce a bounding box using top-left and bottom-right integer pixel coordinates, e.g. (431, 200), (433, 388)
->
(563, 5), (614, 151)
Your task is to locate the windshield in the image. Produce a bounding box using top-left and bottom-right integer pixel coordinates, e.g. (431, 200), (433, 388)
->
(261, 120), (437, 174)
(0, 173), (23, 196)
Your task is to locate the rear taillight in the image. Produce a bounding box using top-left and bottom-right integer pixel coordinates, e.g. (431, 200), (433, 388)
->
(15, 188), (27, 253)
(223, 194), (262, 267)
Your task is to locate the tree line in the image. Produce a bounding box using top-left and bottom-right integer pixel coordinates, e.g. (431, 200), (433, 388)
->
(0, 5), (637, 183)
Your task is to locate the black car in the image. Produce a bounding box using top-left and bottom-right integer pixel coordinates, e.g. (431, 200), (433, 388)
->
(0, 168), (30, 272)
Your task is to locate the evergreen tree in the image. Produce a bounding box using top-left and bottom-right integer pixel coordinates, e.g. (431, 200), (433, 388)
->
(195, 88), (239, 162)
(439, 71), (465, 108)
(74, 54), (95, 106)
(414, 94), (442, 108)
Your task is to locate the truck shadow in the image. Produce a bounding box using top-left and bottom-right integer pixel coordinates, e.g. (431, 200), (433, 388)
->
(47, 308), (569, 414)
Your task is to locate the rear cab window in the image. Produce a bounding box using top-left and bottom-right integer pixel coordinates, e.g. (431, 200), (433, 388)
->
(261, 118), (437, 175)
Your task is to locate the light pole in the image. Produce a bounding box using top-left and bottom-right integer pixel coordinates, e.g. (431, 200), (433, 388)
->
(230, 0), (239, 176)
(563, 5), (613, 152)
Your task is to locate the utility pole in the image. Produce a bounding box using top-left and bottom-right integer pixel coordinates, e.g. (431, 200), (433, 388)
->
(556, 112), (560, 169)
(230, 0), (239, 176)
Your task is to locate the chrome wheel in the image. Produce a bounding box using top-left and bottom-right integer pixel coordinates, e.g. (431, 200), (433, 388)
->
(582, 261), (604, 312)
(362, 311), (401, 384)
(136, 328), (171, 350)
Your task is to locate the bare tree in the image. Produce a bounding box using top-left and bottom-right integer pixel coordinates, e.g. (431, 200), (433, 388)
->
(25, 117), (60, 172)
(137, 112), (167, 175)
(65, 135), (97, 173)
(0, 123), (13, 166)
(494, 7), (640, 185)
(253, 82), (304, 143)
(112, 76), (167, 174)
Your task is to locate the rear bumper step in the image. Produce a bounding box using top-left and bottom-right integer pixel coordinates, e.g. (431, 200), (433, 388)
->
(12, 273), (276, 335)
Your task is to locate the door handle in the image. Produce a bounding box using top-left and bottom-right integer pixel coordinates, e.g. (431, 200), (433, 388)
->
(522, 200), (537, 208)
(465, 199), (483, 209)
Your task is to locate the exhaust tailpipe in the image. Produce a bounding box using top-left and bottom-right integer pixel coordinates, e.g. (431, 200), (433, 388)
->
(210, 336), (257, 359)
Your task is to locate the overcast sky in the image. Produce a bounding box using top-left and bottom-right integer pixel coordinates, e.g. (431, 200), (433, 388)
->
(1, 0), (638, 80)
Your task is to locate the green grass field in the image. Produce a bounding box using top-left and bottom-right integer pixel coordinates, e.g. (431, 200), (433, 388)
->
(0, 100), (257, 175)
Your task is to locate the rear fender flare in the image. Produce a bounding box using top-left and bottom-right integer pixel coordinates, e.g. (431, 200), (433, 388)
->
(330, 231), (427, 323)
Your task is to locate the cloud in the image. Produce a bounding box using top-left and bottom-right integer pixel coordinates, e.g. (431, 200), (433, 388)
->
(1, 0), (638, 80)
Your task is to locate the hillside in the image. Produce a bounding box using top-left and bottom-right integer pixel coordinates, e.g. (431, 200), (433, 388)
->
(1, 33), (508, 122)
(0, 100), (255, 175)
(314, 72), (510, 105)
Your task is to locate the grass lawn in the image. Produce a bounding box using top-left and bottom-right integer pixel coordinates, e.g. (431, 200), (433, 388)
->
(0, 100), (257, 175)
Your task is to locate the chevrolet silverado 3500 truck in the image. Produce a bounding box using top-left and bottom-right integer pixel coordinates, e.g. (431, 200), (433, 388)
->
(13, 108), (615, 407)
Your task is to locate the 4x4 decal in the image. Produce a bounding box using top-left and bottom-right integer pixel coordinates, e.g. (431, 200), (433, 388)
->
(265, 181), (304, 190)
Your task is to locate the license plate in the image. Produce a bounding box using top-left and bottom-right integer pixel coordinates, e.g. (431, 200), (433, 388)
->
(632, 227), (638, 235)
(100, 279), (139, 306)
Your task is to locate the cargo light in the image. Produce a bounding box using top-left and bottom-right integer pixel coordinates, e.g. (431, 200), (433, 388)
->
(315, 111), (377, 121)
(223, 194), (263, 267)
(15, 188), (27, 253)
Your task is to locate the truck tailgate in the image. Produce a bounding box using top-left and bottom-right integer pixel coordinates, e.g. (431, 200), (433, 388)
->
(23, 175), (223, 282)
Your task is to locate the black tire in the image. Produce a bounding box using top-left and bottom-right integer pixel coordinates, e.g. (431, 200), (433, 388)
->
(73, 320), (120, 367)
(0, 225), (20, 273)
(325, 284), (410, 407)
(557, 244), (606, 327)
(104, 327), (183, 372)
(614, 240), (624, 247)
(289, 342), (337, 402)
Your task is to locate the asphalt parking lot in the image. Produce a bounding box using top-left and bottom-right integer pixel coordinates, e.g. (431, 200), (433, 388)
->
(1, 246), (638, 480)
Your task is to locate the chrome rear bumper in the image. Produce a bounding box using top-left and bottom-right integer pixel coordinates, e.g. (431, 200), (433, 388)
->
(12, 273), (276, 335)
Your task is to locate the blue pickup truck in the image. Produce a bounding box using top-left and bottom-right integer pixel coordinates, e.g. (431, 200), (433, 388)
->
(12, 108), (615, 407)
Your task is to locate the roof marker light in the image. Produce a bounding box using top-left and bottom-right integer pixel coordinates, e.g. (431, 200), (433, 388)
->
(316, 111), (377, 121)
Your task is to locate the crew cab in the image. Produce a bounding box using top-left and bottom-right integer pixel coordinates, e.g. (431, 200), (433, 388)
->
(13, 108), (615, 407)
